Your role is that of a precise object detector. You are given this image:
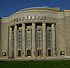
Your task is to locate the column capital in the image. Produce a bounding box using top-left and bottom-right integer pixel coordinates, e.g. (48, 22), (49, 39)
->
(42, 22), (46, 26)
(43, 21), (46, 23)
(52, 22), (56, 25)
(9, 26), (12, 29)
(9, 26), (12, 28)
(14, 24), (17, 26)
(32, 21), (35, 23)
(22, 23), (25, 24)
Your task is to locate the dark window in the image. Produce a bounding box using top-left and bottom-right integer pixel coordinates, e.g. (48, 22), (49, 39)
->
(44, 16), (46, 20)
(16, 18), (18, 21)
(14, 19), (15, 22)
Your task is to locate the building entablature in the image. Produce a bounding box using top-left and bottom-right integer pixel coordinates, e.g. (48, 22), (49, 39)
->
(9, 20), (56, 27)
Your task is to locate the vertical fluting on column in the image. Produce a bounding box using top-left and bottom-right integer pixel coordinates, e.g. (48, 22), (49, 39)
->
(51, 23), (56, 56)
(14, 25), (17, 58)
(9, 26), (12, 57)
(32, 22), (35, 57)
(43, 22), (46, 58)
(22, 23), (25, 57)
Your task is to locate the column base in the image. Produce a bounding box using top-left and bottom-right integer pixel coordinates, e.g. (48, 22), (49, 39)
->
(21, 54), (25, 58)
(43, 56), (46, 59)
(53, 54), (56, 57)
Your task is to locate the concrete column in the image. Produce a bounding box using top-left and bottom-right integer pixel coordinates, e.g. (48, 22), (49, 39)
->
(9, 27), (12, 57)
(21, 23), (25, 57)
(32, 23), (35, 57)
(14, 25), (17, 58)
(51, 23), (56, 56)
(43, 22), (46, 57)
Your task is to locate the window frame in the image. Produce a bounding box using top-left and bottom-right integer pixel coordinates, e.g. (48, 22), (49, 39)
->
(27, 30), (31, 48)
(18, 31), (22, 48)
(47, 30), (51, 48)
(37, 30), (41, 48)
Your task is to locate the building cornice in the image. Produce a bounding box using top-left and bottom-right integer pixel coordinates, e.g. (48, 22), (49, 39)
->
(2, 10), (63, 19)
(64, 10), (70, 12)
(2, 7), (70, 19)
(1, 7), (62, 19)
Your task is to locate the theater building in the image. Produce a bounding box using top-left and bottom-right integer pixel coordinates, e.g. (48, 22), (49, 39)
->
(0, 7), (70, 59)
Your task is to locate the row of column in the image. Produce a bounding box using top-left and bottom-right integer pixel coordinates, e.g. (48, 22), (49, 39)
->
(43, 23), (56, 57)
(9, 22), (56, 58)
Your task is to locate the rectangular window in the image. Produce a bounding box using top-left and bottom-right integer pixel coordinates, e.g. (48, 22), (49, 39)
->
(37, 30), (41, 48)
(14, 19), (15, 22)
(18, 31), (21, 48)
(40, 16), (43, 20)
(44, 16), (46, 20)
(27, 31), (31, 48)
(47, 30), (51, 48)
(12, 33), (14, 49)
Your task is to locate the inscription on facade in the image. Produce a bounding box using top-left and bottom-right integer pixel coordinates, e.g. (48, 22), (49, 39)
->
(14, 16), (46, 22)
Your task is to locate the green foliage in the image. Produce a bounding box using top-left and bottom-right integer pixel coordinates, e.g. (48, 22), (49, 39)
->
(0, 60), (70, 68)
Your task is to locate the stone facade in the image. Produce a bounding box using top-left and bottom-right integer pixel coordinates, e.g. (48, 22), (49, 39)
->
(0, 7), (70, 59)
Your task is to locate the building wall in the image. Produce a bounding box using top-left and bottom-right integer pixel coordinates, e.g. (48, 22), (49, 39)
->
(1, 7), (70, 58)
(1, 22), (9, 57)
(64, 11), (70, 56)
(56, 17), (66, 56)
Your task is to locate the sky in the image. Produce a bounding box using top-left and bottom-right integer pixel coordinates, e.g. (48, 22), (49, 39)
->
(0, 0), (70, 17)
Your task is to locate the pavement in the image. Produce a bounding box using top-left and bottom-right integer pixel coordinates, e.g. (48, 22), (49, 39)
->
(0, 56), (70, 61)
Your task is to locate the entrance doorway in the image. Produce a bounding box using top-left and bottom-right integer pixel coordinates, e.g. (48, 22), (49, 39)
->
(38, 50), (42, 56)
(18, 50), (21, 57)
(48, 50), (51, 56)
(27, 50), (31, 56)
(12, 51), (14, 57)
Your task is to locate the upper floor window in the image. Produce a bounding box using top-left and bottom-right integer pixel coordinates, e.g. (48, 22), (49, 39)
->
(44, 16), (46, 20)
(27, 30), (31, 48)
(18, 31), (21, 48)
(37, 30), (41, 48)
(47, 30), (51, 48)
(40, 16), (43, 20)
(16, 18), (18, 21)
(12, 33), (14, 49)
(14, 19), (15, 22)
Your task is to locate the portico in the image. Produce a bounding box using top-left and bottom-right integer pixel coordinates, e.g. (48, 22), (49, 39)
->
(8, 21), (56, 58)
